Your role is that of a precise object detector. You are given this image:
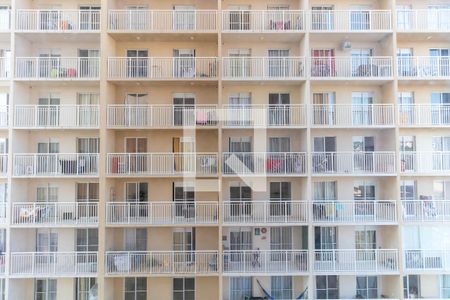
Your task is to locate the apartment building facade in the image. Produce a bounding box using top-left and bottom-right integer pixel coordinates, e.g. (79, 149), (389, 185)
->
(0, 0), (448, 299)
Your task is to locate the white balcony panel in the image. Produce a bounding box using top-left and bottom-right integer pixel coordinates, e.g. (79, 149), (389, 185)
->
(309, 10), (392, 31)
(314, 249), (398, 273)
(399, 104), (450, 127)
(222, 10), (304, 32)
(222, 201), (308, 224)
(107, 153), (218, 176)
(311, 104), (394, 127)
(14, 153), (99, 177)
(108, 10), (217, 31)
(397, 56), (450, 79)
(222, 152), (306, 175)
(222, 105), (306, 128)
(14, 105), (99, 128)
(397, 9), (450, 32)
(10, 252), (98, 277)
(404, 250), (450, 272)
(12, 202), (98, 226)
(108, 57), (218, 80)
(16, 57), (100, 80)
(310, 57), (393, 79)
(222, 57), (305, 80)
(402, 200), (450, 222)
(107, 201), (218, 225)
(312, 152), (396, 175)
(400, 151), (450, 174)
(16, 9), (100, 31)
(107, 105), (217, 128)
(223, 250), (308, 274)
(312, 200), (397, 224)
(106, 251), (218, 275)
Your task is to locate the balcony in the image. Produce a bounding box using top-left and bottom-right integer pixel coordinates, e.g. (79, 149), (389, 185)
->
(16, 9), (100, 32)
(107, 57), (218, 81)
(309, 10), (392, 32)
(222, 57), (305, 81)
(107, 105), (218, 128)
(398, 104), (450, 127)
(397, 56), (450, 79)
(221, 10), (304, 32)
(402, 200), (450, 222)
(107, 153), (218, 176)
(312, 200), (397, 224)
(108, 10), (217, 32)
(311, 152), (396, 175)
(400, 151), (450, 174)
(404, 249), (450, 272)
(311, 104), (394, 127)
(105, 251), (218, 275)
(222, 201), (308, 225)
(223, 250), (308, 275)
(397, 9), (450, 32)
(14, 105), (99, 129)
(106, 201), (218, 225)
(309, 57), (393, 80)
(0, 154), (6, 176)
(15, 57), (100, 80)
(222, 105), (306, 128)
(11, 252), (97, 277)
(12, 202), (98, 227)
(314, 249), (399, 274)
(13, 153), (99, 177)
(222, 152), (307, 176)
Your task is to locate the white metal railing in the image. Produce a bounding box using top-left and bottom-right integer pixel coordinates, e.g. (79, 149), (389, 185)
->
(400, 151), (450, 174)
(397, 56), (450, 78)
(402, 200), (450, 222)
(404, 249), (450, 271)
(0, 10), (10, 31)
(107, 201), (218, 225)
(106, 251), (218, 274)
(11, 252), (97, 276)
(16, 9), (100, 31)
(0, 154), (6, 176)
(222, 200), (308, 224)
(0, 106), (7, 127)
(310, 56), (393, 78)
(223, 250), (308, 274)
(309, 10), (392, 31)
(312, 152), (396, 175)
(222, 152), (306, 175)
(14, 105), (99, 128)
(222, 105), (306, 127)
(311, 104), (394, 127)
(398, 104), (450, 126)
(107, 105), (218, 128)
(312, 200), (397, 223)
(16, 57), (99, 79)
(107, 153), (218, 176)
(108, 10), (217, 31)
(108, 57), (218, 80)
(222, 57), (305, 79)
(12, 202), (98, 226)
(314, 249), (398, 273)
(222, 10), (304, 32)
(397, 9), (450, 31)
(0, 57), (10, 79)
(14, 153), (99, 177)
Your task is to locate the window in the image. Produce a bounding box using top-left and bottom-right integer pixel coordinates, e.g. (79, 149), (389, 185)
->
(76, 278), (97, 300)
(230, 277), (252, 300)
(268, 93), (290, 125)
(311, 6), (334, 30)
(76, 183), (99, 202)
(353, 180), (375, 201)
(125, 228), (147, 251)
(36, 185), (58, 202)
(270, 182), (291, 216)
(432, 92), (450, 124)
(270, 227), (292, 256)
(403, 275), (420, 298)
(397, 5), (412, 30)
(34, 279), (57, 300)
(76, 229), (98, 252)
(271, 276), (292, 299)
(434, 180), (450, 200)
(398, 92), (415, 125)
(355, 230), (376, 251)
(316, 275), (339, 299)
(173, 278), (195, 300)
(0, 278), (5, 300)
(356, 276), (378, 299)
(350, 6), (371, 30)
(314, 227), (337, 250)
(352, 92), (374, 125)
(229, 137), (252, 152)
(227, 6), (250, 30)
(229, 183), (252, 217)
(442, 275), (450, 298)
(124, 277), (146, 300)
(126, 49), (149, 78)
(36, 230), (57, 253)
(400, 180), (417, 200)
(173, 182), (195, 218)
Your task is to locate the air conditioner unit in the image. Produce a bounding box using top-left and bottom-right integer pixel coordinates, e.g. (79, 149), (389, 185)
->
(341, 41), (352, 51)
